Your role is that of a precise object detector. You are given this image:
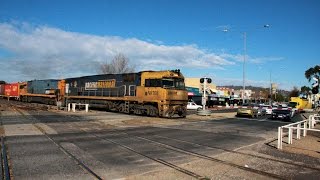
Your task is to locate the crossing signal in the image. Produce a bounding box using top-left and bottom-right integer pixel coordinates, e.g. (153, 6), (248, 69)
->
(312, 87), (318, 94)
(312, 77), (319, 94)
(200, 78), (212, 84)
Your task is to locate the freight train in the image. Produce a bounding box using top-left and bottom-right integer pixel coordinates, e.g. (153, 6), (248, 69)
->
(0, 70), (188, 118)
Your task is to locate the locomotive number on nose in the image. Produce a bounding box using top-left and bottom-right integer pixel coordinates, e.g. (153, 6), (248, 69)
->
(145, 91), (158, 96)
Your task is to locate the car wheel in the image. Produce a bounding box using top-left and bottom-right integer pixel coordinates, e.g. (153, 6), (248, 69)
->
(197, 107), (202, 111)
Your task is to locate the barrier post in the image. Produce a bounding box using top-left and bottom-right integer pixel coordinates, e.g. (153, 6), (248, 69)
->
(85, 104), (89, 112)
(277, 127), (282, 149)
(297, 124), (301, 139)
(68, 103), (71, 112)
(288, 127), (292, 144)
(308, 115), (312, 129)
(303, 121), (307, 136)
(311, 115), (316, 128)
(72, 103), (76, 112)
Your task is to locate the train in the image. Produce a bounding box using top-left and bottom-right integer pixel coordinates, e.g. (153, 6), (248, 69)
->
(0, 70), (188, 118)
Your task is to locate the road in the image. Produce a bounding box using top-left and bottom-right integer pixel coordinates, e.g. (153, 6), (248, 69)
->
(0, 99), (319, 179)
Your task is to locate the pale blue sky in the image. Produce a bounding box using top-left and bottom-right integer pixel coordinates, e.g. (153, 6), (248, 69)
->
(0, 0), (319, 90)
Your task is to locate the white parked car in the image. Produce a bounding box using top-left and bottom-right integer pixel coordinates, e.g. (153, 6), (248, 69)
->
(261, 105), (273, 115)
(187, 102), (202, 110)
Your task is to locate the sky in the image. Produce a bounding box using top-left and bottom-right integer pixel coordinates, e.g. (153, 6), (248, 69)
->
(0, 0), (319, 90)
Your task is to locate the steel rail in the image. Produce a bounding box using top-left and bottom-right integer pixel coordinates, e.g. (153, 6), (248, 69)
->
(12, 106), (103, 180)
(109, 132), (287, 180)
(88, 132), (208, 180)
(1, 137), (10, 180)
(151, 134), (320, 171)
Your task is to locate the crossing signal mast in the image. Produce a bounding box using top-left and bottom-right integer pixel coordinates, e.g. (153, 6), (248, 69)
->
(200, 77), (212, 110)
(312, 76), (319, 94)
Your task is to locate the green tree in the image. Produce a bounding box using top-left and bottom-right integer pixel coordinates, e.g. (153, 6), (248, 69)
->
(305, 65), (320, 82)
(274, 93), (285, 102)
(289, 87), (300, 98)
(300, 86), (311, 95)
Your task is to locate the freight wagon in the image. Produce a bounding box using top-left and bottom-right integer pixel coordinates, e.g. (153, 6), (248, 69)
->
(0, 83), (5, 97)
(3, 83), (20, 100)
(20, 80), (63, 104)
(63, 70), (188, 117)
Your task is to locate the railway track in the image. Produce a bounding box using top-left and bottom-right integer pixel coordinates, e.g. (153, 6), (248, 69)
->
(148, 133), (320, 171)
(1, 137), (10, 180)
(0, 110), (11, 180)
(7, 101), (209, 179)
(5, 102), (103, 180)
(98, 130), (290, 179)
(111, 129), (320, 177)
(3, 101), (319, 179)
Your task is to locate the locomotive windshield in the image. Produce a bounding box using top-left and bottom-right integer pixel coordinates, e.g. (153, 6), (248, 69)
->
(145, 78), (185, 89)
(162, 78), (185, 89)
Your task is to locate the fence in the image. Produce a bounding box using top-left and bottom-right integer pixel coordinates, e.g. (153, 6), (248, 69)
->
(277, 114), (320, 149)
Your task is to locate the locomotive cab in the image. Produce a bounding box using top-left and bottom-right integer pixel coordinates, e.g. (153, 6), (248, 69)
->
(138, 70), (188, 117)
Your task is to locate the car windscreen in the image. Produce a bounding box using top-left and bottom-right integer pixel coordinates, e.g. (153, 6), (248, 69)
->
(288, 102), (297, 108)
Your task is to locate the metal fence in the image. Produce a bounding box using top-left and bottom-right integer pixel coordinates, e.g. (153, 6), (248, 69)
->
(277, 114), (320, 149)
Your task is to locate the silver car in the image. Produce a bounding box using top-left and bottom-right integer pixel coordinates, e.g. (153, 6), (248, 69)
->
(253, 104), (266, 116)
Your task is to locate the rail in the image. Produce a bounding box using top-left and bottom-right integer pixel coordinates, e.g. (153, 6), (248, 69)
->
(277, 114), (320, 149)
(1, 137), (10, 180)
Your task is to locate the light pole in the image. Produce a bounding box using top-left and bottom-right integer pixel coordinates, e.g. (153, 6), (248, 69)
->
(269, 70), (272, 105)
(223, 25), (270, 105)
(242, 32), (246, 104)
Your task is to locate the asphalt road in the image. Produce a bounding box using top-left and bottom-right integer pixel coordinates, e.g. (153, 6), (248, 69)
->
(1, 101), (319, 179)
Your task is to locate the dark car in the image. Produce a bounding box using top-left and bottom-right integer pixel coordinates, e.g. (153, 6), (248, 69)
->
(271, 109), (291, 121)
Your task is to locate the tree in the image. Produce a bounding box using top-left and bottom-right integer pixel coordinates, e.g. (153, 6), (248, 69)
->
(99, 53), (135, 74)
(305, 65), (320, 82)
(300, 86), (311, 95)
(288, 86), (300, 98)
(274, 93), (285, 102)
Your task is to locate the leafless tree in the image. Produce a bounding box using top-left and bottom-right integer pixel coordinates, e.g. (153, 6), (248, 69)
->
(100, 53), (135, 74)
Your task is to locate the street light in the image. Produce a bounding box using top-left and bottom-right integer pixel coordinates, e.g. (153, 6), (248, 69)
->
(243, 32), (246, 104)
(269, 70), (272, 105)
(224, 25), (270, 104)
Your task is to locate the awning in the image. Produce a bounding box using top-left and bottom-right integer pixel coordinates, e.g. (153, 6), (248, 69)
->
(186, 87), (202, 96)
